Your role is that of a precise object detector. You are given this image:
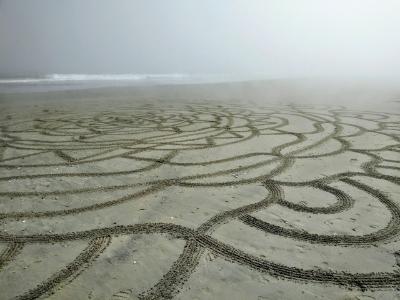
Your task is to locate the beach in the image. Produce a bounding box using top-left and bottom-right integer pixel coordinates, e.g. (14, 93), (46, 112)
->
(0, 80), (400, 299)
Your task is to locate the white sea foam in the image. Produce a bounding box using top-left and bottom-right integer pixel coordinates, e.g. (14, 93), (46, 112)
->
(0, 73), (189, 83)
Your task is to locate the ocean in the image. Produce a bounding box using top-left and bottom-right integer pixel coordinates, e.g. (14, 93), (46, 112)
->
(0, 73), (249, 94)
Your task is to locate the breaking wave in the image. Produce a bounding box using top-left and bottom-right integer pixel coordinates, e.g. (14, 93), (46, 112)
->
(0, 73), (189, 83)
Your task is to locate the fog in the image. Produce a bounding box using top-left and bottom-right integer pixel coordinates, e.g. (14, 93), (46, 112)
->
(1, 0), (400, 80)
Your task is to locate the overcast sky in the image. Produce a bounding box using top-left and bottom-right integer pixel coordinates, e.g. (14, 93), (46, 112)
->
(1, 0), (400, 79)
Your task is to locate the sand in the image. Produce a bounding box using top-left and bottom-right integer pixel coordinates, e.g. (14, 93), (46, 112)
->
(0, 80), (399, 299)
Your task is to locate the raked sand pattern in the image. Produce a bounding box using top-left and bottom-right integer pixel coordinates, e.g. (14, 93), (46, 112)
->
(0, 102), (400, 299)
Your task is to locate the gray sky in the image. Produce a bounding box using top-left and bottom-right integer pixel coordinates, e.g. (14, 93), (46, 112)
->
(1, 0), (400, 78)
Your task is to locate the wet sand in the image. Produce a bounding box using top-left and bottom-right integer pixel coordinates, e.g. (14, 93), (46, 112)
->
(0, 80), (400, 299)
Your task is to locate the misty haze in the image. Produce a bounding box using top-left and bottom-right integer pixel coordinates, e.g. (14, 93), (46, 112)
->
(0, 1), (400, 300)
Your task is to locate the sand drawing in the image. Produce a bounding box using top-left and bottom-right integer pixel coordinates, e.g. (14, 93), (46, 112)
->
(0, 103), (399, 299)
